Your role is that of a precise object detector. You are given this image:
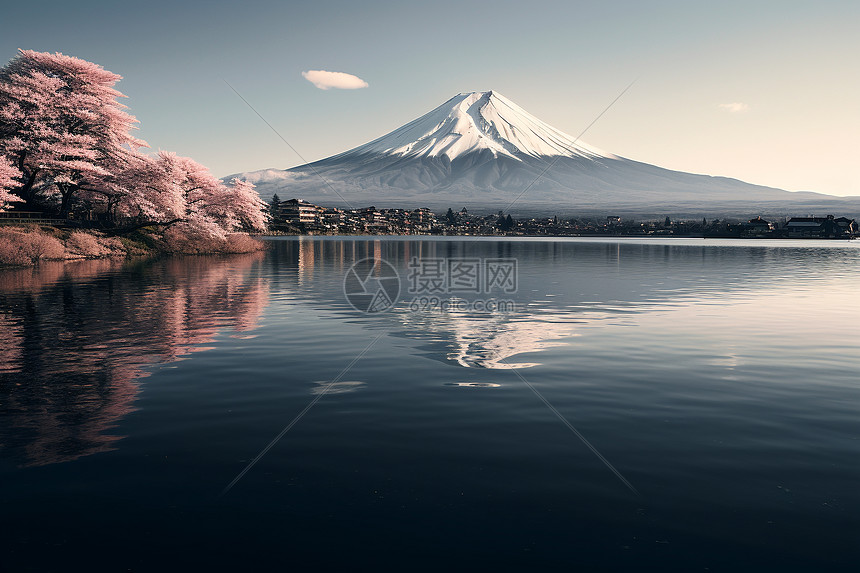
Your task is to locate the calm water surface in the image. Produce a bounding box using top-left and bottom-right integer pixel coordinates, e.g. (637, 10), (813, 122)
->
(1, 237), (859, 571)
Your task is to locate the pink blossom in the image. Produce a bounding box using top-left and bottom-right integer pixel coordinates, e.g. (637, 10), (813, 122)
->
(0, 154), (22, 209)
(0, 50), (147, 214)
(0, 50), (268, 247)
(120, 151), (268, 239)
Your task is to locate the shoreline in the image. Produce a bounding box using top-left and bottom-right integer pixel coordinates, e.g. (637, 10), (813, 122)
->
(260, 232), (856, 240)
(0, 225), (265, 269)
(3, 227), (854, 270)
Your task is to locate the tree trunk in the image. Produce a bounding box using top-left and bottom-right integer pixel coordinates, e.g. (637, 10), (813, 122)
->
(104, 218), (185, 236)
(18, 170), (40, 208)
(58, 184), (77, 218)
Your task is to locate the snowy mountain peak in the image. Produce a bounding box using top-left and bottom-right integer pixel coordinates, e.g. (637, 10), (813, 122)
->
(342, 90), (612, 162)
(228, 90), (836, 213)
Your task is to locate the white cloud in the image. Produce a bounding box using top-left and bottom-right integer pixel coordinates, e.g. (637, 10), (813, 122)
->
(302, 70), (369, 90)
(718, 102), (749, 113)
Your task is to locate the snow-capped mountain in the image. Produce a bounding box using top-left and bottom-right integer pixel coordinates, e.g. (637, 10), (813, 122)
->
(342, 91), (608, 161)
(229, 91), (850, 214)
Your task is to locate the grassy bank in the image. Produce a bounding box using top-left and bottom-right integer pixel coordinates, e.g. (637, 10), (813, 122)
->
(0, 225), (265, 268)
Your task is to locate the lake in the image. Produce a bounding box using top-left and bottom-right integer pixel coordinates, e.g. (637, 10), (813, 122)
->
(1, 237), (859, 571)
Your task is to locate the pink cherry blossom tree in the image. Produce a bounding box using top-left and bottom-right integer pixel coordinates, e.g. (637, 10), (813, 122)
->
(78, 151), (156, 223)
(0, 50), (147, 215)
(0, 154), (22, 209)
(114, 151), (267, 237)
(0, 49), (267, 250)
(201, 177), (269, 233)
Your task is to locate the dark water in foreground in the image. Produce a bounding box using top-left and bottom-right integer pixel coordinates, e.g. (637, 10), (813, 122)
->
(1, 237), (859, 571)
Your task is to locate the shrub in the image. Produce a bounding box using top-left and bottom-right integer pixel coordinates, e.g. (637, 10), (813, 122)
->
(0, 227), (66, 265)
(65, 231), (127, 258)
(65, 231), (107, 258)
(159, 225), (264, 255)
(223, 233), (265, 254)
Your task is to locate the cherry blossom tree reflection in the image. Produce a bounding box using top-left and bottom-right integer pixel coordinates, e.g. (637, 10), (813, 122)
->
(0, 253), (268, 466)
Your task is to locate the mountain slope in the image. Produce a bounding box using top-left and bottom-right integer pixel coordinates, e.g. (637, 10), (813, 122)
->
(229, 91), (852, 213)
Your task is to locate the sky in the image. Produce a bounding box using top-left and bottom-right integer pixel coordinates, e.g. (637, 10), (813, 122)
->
(1, 0), (858, 196)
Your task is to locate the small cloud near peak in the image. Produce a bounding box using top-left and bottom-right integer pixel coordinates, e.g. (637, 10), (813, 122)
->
(718, 102), (749, 113)
(302, 70), (368, 90)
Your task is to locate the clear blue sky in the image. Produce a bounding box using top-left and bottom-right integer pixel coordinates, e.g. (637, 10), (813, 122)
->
(2, 0), (858, 195)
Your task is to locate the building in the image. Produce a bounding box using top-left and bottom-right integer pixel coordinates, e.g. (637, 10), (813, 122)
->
(320, 207), (344, 229)
(279, 199), (321, 226)
(785, 215), (854, 238)
(834, 217), (857, 235)
(743, 216), (774, 237)
(409, 208), (436, 232)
